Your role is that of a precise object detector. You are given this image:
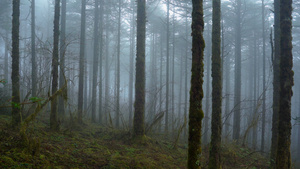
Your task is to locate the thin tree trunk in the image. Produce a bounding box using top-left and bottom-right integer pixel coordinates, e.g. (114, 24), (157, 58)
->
(98, 0), (104, 124)
(204, 26), (211, 146)
(78, 0), (86, 124)
(50, 0), (60, 131)
(261, 0), (266, 153)
(171, 10), (175, 133)
(31, 0), (37, 97)
(133, 0), (146, 137)
(92, 0), (100, 123)
(183, 7), (188, 138)
(165, 0), (170, 135)
(188, 0), (205, 168)
(58, 0), (66, 118)
(208, 0), (222, 168)
(116, 0), (121, 128)
(128, 0), (135, 128)
(270, 0), (280, 167)
(233, 0), (242, 142)
(11, 0), (21, 128)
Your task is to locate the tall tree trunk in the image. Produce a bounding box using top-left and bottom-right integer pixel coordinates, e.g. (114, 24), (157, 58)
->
(188, 0), (205, 168)
(252, 31), (258, 149)
(58, 0), (66, 118)
(184, 7), (189, 138)
(165, 0), (170, 135)
(116, 0), (121, 128)
(261, 0), (266, 153)
(270, 0), (280, 167)
(92, 0), (100, 123)
(128, 0), (135, 128)
(4, 29), (9, 84)
(159, 32), (163, 133)
(204, 26), (211, 145)
(11, 0), (21, 128)
(98, 0), (104, 124)
(276, 0), (293, 168)
(209, 0), (222, 168)
(133, 0), (146, 137)
(171, 10), (175, 133)
(31, 0), (37, 97)
(78, 0), (86, 124)
(232, 0), (242, 142)
(50, 0), (60, 131)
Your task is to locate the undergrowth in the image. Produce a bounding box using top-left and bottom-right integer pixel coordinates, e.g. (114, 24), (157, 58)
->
(0, 115), (270, 169)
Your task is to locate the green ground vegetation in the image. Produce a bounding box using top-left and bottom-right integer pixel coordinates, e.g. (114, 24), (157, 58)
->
(0, 114), (270, 169)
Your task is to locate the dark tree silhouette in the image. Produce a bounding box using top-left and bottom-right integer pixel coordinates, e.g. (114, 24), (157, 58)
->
(188, 0), (205, 168)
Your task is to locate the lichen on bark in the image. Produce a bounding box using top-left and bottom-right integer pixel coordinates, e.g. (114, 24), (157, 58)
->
(188, 0), (205, 168)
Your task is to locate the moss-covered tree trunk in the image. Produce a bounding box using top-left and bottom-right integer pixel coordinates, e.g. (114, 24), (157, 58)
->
(11, 0), (21, 128)
(78, 0), (86, 124)
(275, 0), (293, 168)
(188, 0), (205, 168)
(208, 0), (222, 168)
(50, 0), (60, 131)
(133, 0), (146, 137)
(270, 0), (280, 167)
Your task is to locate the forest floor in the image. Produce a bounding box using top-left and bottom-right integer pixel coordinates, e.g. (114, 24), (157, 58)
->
(0, 114), (270, 169)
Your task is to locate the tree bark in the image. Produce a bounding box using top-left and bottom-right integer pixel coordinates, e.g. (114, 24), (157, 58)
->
(92, 0), (100, 123)
(188, 0), (205, 168)
(116, 0), (121, 128)
(275, 0), (293, 168)
(78, 0), (86, 124)
(208, 0), (222, 168)
(261, 0), (266, 153)
(270, 0), (280, 167)
(128, 0), (135, 128)
(58, 0), (66, 119)
(133, 0), (146, 137)
(31, 0), (37, 97)
(232, 0), (242, 142)
(50, 0), (60, 131)
(11, 0), (21, 128)
(165, 0), (170, 135)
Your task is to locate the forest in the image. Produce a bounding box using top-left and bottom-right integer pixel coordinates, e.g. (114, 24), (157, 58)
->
(0, 0), (299, 168)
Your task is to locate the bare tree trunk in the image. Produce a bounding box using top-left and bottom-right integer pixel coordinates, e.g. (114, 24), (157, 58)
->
(116, 0), (121, 128)
(133, 0), (146, 137)
(165, 0), (170, 135)
(11, 0), (21, 128)
(183, 7), (189, 138)
(171, 10), (175, 133)
(78, 0), (86, 124)
(188, 0), (205, 168)
(31, 0), (37, 97)
(128, 0), (135, 128)
(270, 0), (280, 167)
(204, 26), (211, 146)
(98, 0), (104, 124)
(232, 0), (242, 142)
(58, 0), (66, 118)
(209, 0), (222, 168)
(92, 0), (100, 123)
(261, 0), (266, 153)
(50, 0), (60, 131)
(276, 0), (293, 167)
(252, 31), (258, 150)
